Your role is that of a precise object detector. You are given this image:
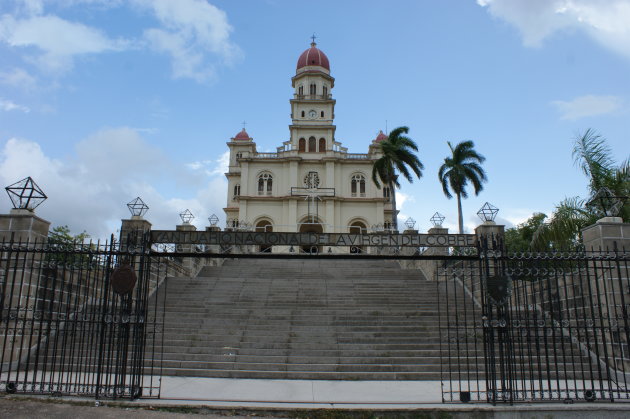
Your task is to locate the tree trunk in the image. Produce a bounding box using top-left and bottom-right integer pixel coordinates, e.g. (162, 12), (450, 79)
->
(390, 180), (398, 232)
(456, 192), (464, 234)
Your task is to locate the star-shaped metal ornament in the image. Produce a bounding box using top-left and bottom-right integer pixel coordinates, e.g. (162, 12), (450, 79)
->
(5, 177), (47, 210)
(180, 209), (194, 223)
(208, 214), (219, 226)
(586, 187), (626, 217)
(477, 202), (499, 222)
(127, 197), (149, 217)
(404, 217), (416, 229)
(430, 212), (445, 227)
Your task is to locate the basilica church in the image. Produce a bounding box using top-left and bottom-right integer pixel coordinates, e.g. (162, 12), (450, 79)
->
(224, 41), (394, 242)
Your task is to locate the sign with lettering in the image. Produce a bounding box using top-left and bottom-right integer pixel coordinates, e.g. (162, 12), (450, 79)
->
(150, 231), (477, 248)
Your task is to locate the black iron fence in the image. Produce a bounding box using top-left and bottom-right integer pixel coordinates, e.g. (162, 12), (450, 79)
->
(439, 240), (630, 404)
(0, 235), (168, 399)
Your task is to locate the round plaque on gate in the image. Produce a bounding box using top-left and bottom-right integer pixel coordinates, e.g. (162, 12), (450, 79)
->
(111, 263), (137, 295)
(485, 274), (513, 307)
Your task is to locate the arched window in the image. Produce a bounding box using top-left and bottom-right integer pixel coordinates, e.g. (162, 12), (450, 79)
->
(383, 186), (391, 202)
(351, 174), (366, 197)
(233, 184), (240, 200)
(298, 85), (303, 96)
(298, 138), (306, 152)
(323, 85), (328, 98)
(310, 83), (316, 95)
(258, 173), (273, 196)
(308, 136), (316, 152)
(301, 110), (305, 117)
(255, 220), (273, 232)
(349, 221), (367, 253)
(349, 221), (367, 235)
(318, 138), (326, 152)
(256, 220), (273, 252)
(320, 111), (324, 118)
(235, 152), (242, 160)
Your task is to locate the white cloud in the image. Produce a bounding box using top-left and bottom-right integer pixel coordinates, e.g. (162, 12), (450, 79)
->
(0, 98), (30, 112)
(1, 1), (240, 82)
(0, 14), (128, 72)
(551, 94), (622, 120)
(0, 129), (227, 239)
(0, 68), (37, 89)
(187, 151), (229, 177)
(137, 0), (242, 82)
(478, 0), (630, 59)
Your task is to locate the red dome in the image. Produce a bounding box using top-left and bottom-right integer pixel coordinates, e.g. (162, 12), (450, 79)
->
(297, 42), (330, 71)
(374, 130), (388, 142)
(233, 128), (251, 141)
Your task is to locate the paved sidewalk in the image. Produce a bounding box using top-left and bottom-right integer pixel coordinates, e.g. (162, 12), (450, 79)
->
(158, 377), (443, 407)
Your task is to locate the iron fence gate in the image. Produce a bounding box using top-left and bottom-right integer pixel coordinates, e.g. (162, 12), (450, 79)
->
(0, 235), (165, 399)
(439, 240), (630, 404)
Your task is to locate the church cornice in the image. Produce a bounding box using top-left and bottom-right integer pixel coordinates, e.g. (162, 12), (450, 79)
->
(238, 196), (388, 203)
(291, 71), (335, 88)
(290, 98), (336, 104)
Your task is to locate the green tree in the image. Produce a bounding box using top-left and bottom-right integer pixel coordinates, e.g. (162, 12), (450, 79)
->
(48, 225), (90, 248)
(371, 126), (424, 231)
(438, 140), (487, 234)
(504, 213), (547, 251)
(531, 130), (629, 250)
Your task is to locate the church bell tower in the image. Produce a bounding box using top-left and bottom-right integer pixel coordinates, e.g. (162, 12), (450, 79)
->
(290, 39), (336, 154)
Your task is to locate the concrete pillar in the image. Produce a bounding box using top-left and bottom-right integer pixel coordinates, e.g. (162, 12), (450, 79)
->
(581, 217), (630, 251)
(407, 226), (450, 280)
(120, 215), (152, 251)
(427, 226), (449, 257)
(176, 222), (197, 276)
(0, 209), (51, 316)
(475, 221), (505, 252)
(0, 208), (50, 244)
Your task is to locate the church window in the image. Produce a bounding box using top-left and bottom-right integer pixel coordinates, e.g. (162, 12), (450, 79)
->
(383, 186), (391, 201)
(323, 85), (328, 98)
(318, 138), (326, 152)
(351, 174), (366, 197)
(298, 85), (303, 96)
(310, 84), (316, 95)
(301, 110), (305, 117)
(299, 138), (306, 152)
(384, 221), (393, 231)
(255, 220), (273, 232)
(235, 152), (242, 160)
(233, 184), (240, 200)
(320, 111), (324, 118)
(308, 136), (316, 152)
(258, 173), (273, 195)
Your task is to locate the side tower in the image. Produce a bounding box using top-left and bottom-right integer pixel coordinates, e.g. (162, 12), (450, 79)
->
(224, 128), (255, 228)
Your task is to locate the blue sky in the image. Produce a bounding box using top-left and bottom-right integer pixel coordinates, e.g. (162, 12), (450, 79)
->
(0, 0), (628, 238)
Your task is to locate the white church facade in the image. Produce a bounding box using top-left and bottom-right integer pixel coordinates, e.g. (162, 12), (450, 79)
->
(224, 41), (395, 245)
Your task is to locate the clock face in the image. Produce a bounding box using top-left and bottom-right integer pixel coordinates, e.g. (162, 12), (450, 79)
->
(309, 110), (317, 119)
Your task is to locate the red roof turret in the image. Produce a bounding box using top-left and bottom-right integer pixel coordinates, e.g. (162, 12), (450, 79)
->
(374, 130), (388, 142)
(233, 128), (251, 141)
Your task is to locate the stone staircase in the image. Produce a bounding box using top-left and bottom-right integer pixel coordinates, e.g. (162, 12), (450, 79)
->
(151, 258), (450, 380)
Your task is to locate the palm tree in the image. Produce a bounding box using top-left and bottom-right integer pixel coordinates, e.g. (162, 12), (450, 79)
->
(371, 126), (424, 231)
(438, 141), (487, 234)
(531, 129), (629, 249)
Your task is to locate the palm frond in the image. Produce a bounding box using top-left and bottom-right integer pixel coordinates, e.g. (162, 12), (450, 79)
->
(572, 128), (614, 193)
